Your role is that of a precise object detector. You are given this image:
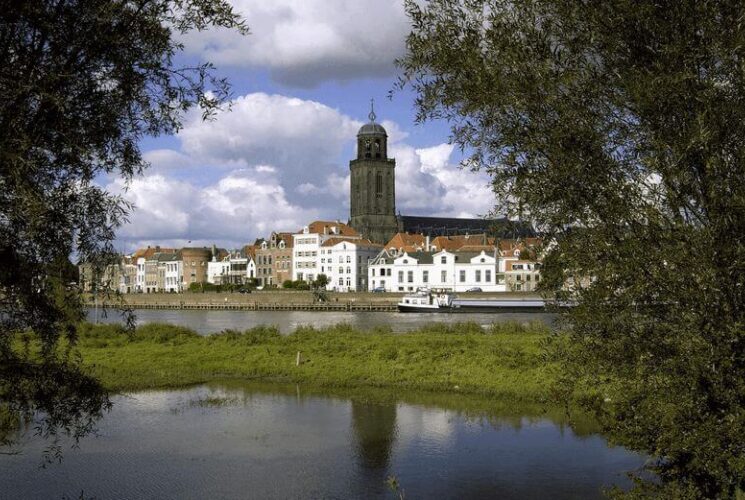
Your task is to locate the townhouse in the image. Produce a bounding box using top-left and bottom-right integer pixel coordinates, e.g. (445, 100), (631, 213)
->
(293, 220), (360, 283)
(320, 237), (382, 292)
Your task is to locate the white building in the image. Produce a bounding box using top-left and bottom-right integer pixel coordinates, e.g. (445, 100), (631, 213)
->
(320, 238), (382, 292)
(163, 257), (182, 292)
(369, 248), (507, 292)
(207, 259), (230, 285)
(135, 256), (146, 292)
(293, 220), (360, 283)
(207, 250), (256, 285)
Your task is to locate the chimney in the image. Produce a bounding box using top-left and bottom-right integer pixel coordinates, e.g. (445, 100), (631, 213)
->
(324, 225), (328, 235)
(425, 235), (430, 252)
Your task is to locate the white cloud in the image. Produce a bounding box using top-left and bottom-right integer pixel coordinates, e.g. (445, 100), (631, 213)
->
(109, 167), (314, 251)
(180, 0), (409, 87)
(177, 93), (361, 188)
(415, 144), (495, 218)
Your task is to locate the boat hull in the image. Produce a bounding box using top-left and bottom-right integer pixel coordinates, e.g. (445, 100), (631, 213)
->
(398, 299), (549, 313)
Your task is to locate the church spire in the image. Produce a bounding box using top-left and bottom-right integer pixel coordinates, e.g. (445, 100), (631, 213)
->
(369, 98), (376, 122)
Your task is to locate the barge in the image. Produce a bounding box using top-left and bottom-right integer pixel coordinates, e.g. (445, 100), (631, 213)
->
(397, 289), (551, 313)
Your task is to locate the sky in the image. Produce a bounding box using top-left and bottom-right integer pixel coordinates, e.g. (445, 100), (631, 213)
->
(107, 0), (496, 253)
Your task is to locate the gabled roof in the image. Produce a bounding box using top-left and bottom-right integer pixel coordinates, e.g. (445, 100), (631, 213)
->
(272, 232), (295, 247)
(498, 238), (543, 258)
(241, 245), (257, 260)
(133, 247), (175, 259)
(302, 220), (359, 237)
(456, 244), (497, 253)
(384, 232), (426, 252)
(321, 237), (381, 248)
(430, 234), (489, 252)
(396, 251), (434, 265)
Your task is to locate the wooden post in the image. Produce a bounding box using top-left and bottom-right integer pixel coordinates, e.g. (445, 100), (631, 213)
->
(296, 351), (301, 366)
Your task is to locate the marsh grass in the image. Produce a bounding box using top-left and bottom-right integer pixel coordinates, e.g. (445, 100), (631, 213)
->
(67, 320), (560, 401)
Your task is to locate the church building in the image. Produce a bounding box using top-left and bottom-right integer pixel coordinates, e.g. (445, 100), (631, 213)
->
(349, 103), (534, 244)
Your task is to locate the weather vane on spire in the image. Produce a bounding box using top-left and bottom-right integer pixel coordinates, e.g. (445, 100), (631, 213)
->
(369, 98), (376, 122)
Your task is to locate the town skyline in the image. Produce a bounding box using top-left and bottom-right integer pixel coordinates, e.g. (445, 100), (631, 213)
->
(104, 0), (497, 253)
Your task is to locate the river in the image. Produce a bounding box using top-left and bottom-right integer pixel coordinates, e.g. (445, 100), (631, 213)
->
(1, 381), (643, 499)
(87, 308), (556, 334)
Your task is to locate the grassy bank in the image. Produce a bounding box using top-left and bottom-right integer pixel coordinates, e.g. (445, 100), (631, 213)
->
(71, 321), (562, 401)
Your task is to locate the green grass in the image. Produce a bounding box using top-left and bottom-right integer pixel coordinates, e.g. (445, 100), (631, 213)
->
(70, 321), (563, 401)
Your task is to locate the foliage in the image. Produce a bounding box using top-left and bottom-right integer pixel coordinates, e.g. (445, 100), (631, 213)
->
(187, 282), (246, 293)
(398, 0), (745, 496)
(0, 1), (245, 451)
(282, 280), (311, 290)
(68, 321), (556, 400)
(313, 273), (330, 288)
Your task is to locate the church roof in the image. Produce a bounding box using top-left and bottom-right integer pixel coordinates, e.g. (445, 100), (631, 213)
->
(357, 122), (387, 136)
(399, 215), (535, 238)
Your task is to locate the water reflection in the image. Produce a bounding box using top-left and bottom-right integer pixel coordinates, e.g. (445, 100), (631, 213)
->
(0, 382), (645, 499)
(351, 402), (398, 471)
(88, 308), (556, 334)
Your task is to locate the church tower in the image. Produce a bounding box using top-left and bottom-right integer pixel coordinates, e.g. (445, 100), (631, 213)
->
(349, 102), (398, 244)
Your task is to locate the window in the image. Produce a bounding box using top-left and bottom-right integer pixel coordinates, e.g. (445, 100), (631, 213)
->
(526, 274), (531, 281)
(441, 256), (446, 264)
(346, 267), (351, 274)
(475, 270), (481, 282)
(346, 256), (351, 263)
(441, 270), (447, 282)
(371, 269), (376, 277)
(398, 271), (404, 282)
(459, 270), (466, 282)
(485, 270), (492, 282)
(375, 172), (382, 197)
(338, 278), (343, 285)
(407, 271), (413, 283)
(403, 259), (408, 264)
(480, 258), (485, 263)
(422, 270), (429, 283)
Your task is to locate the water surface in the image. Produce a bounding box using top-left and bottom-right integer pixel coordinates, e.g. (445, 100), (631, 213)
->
(88, 308), (555, 334)
(2, 382), (644, 499)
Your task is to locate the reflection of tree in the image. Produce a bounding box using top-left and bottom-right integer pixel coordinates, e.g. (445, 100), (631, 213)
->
(350, 401), (397, 471)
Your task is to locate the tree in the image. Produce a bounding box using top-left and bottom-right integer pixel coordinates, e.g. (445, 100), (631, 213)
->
(0, 1), (246, 455)
(398, 1), (745, 496)
(313, 273), (330, 289)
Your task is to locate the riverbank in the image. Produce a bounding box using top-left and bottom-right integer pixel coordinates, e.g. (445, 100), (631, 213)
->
(85, 290), (544, 311)
(73, 321), (564, 401)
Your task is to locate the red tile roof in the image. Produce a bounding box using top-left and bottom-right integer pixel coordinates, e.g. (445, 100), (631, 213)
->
(302, 220), (359, 237)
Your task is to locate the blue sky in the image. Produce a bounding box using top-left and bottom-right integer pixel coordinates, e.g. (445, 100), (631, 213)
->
(108, 0), (495, 252)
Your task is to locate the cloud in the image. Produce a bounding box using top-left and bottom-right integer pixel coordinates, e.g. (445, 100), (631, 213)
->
(109, 167), (314, 251)
(415, 144), (496, 218)
(179, 0), (409, 87)
(177, 93), (361, 190)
